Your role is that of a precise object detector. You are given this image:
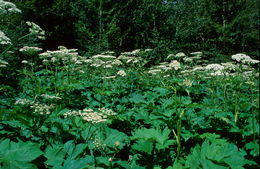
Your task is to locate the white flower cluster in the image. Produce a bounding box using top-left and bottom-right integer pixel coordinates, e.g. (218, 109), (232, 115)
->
(30, 102), (55, 115)
(118, 54), (144, 66)
(19, 46), (42, 55)
(101, 51), (115, 55)
(148, 60), (181, 75)
(87, 49), (151, 68)
(167, 52), (186, 61)
(205, 64), (225, 71)
(15, 98), (55, 115)
(26, 21), (45, 40)
(117, 70), (126, 77)
(145, 49), (153, 52)
(148, 69), (162, 75)
(39, 46), (85, 66)
(15, 98), (33, 105)
(0, 0), (21, 15)
(221, 62), (238, 71)
(190, 51), (203, 57)
(121, 49), (141, 56)
(93, 136), (106, 149)
(89, 54), (122, 68)
(182, 79), (193, 87)
(21, 60), (29, 64)
(118, 49), (147, 67)
(41, 94), (61, 100)
(102, 76), (116, 79)
(64, 107), (116, 123)
(183, 57), (193, 63)
(231, 53), (259, 65)
(0, 59), (8, 68)
(0, 30), (11, 45)
(92, 54), (116, 60)
(169, 60), (181, 70)
(98, 107), (116, 116)
(166, 54), (174, 60)
(205, 64), (226, 76)
(175, 52), (186, 59)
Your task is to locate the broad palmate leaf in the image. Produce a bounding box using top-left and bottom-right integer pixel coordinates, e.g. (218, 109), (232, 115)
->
(0, 139), (43, 169)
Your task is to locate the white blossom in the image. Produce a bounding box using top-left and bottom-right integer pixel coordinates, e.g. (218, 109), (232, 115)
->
(148, 69), (162, 75)
(205, 64), (224, 71)
(26, 21), (45, 40)
(0, 0), (21, 15)
(175, 52), (186, 59)
(117, 70), (126, 77)
(21, 60), (28, 64)
(102, 76), (116, 79)
(0, 30), (11, 45)
(231, 53), (259, 65)
(190, 51), (203, 56)
(169, 60), (181, 70)
(91, 54), (116, 60)
(19, 46), (42, 55)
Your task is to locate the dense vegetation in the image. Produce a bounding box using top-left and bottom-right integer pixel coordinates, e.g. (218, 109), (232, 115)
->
(0, 0), (259, 169)
(2, 0), (260, 57)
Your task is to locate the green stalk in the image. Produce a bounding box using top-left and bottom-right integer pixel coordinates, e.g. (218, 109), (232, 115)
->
(54, 66), (58, 94)
(174, 89), (177, 113)
(224, 85), (227, 112)
(211, 88), (214, 105)
(0, 33), (34, 58)
(234, 92), (238, 123)
(250, 85), (256, 144)
(252, 107), (255, 144)
(173, 109), (184, 161)
(67, 54), (71, 84)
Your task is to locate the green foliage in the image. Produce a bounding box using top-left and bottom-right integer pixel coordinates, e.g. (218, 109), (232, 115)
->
(1, 1), (259, 168)
(0, 139), (43, 169)
(131, 127), (175, 153)
(44, 140), (92, 169)
(178, 138), (247, 169)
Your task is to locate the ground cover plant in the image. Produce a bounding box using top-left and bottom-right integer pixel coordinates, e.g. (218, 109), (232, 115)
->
(0, 1), (259, 169)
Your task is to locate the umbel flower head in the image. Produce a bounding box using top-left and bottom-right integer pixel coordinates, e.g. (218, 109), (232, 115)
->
(117, 70), (126, 77)
(39, 46), (82, 65)
(26, 21), (45, 40)
(64, 107), (116, 123)
(19, 46), (42, 56)
(231, 53), (259, 65)
(0, 59), (8, 68)
(0, 0), (21, 15)
(0, 30), (11, 45)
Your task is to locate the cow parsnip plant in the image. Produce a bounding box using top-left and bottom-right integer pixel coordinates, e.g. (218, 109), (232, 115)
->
(0, 3), (259, 168)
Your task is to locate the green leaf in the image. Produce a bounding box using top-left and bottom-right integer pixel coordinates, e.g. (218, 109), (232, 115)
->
(0, 139), (43, 169)
(184, 138), (246, 169)
(44, 141), (90, 168)
(44, 145), (66, 167)
(129, 93), (146, 104)
(132, 127), (173, 151)
(200, 159), (226, 169)
(63, 158), (92, 169)
(132, 141), (153, 155)
(103, 128), (129, 150)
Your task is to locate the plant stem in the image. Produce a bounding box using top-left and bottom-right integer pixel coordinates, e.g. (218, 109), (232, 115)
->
(0, 33), (33, 58)
(55, 66), (57, 94)
(252, 107), (255, 144)
(234, 92), (238, 123)
(211, 88), (214, 105)
(250, 85), (255, 144)
(224, 85), (227, 112)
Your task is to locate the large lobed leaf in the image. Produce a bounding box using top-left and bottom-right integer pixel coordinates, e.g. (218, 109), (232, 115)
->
(0, 139), (43, 169)
(184, 138), (246, 169)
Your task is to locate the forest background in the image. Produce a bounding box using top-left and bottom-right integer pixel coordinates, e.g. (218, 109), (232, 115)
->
(2, 0), (259, 61)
